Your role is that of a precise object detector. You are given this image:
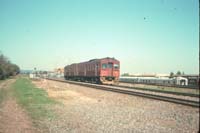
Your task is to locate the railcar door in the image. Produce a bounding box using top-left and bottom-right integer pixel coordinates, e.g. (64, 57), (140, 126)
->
(95, 63), (99, 76)
(108, 62), (113, 76)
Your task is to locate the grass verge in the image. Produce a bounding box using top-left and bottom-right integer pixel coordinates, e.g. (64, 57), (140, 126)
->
(126, 83), (200, 95)
(12, 77), (57, 121)
(0, 87), (6, 104)
(0, 80), (6, 104)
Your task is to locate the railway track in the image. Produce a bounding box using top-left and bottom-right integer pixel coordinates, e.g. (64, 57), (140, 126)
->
(46, 78), (199, 108)
(113, 84), (199, 98)
(119, 81), (199, 89)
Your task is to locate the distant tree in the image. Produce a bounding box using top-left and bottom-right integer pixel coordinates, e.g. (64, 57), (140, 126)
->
(43, 71), (47, 74)
(176, 71), (181, 76)
(0, 53), (20, 80)
(121, 73), (129, 76)
(0, 54), (8, 78)
(169, 72), (174, 78)
(0, 66), (6, 79)
(182, 71), (185, 75)
(9, 64), (20, 75)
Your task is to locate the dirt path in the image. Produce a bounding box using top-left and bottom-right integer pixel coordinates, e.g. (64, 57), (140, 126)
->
(0, 79), (36, 133)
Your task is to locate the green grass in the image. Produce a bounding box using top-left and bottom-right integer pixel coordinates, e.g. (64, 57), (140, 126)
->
(147, 85), (199, 95)
(0, 87), (6, 104)
(0, 79), (6, 84)
(12, 77), (57, 120)
(130, 83), (200, 95)
(0, 80), (6, 104)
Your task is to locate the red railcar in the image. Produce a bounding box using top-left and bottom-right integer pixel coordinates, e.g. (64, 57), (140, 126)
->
(64, 57), (120, 84)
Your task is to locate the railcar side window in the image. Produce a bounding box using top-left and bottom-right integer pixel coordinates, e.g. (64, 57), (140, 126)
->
(114, 64), (119, 69)
(102, 64), (107, 69)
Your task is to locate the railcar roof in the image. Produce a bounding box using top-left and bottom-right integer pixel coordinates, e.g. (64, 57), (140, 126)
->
(65, 57), (119, 67)
(89, 57), (118, 61)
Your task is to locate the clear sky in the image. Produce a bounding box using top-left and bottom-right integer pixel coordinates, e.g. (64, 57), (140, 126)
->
(0, 0), (199, 74)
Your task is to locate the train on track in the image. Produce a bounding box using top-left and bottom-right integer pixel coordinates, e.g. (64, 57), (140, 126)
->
(64, 57), (120, 84)
(120, 76), (189, 86)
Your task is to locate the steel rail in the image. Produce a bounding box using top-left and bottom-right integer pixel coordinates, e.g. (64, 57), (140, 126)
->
(119, 81), (199, 89)
(46, 78), (199, 108)
(112, 84), (199, 98)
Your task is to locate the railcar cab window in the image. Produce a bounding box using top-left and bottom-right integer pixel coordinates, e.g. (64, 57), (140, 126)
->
(108, 63), (113, 68)
(102, 64), (107, 69)
(114, 64), (119, 69)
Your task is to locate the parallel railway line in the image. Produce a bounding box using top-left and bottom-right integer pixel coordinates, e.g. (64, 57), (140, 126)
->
(113, 84), (199, 98)
(119, 81), (199, 89)
(46, 78), (199, 108)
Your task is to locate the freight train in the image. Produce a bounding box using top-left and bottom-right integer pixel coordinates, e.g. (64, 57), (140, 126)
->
(64, 57), (120, 84)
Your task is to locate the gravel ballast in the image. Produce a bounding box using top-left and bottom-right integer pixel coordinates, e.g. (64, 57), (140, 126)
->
(33, 79), (199, 133)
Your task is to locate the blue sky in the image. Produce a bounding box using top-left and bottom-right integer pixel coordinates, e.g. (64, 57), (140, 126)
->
(0, 0), (199, 74)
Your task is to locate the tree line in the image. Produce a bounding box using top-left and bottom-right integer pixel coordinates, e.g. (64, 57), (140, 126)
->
(169, 71), (185, 78)
(0, 53), (20, 80)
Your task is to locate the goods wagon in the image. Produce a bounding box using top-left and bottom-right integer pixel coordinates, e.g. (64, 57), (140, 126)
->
(64, 57), (120, 84)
